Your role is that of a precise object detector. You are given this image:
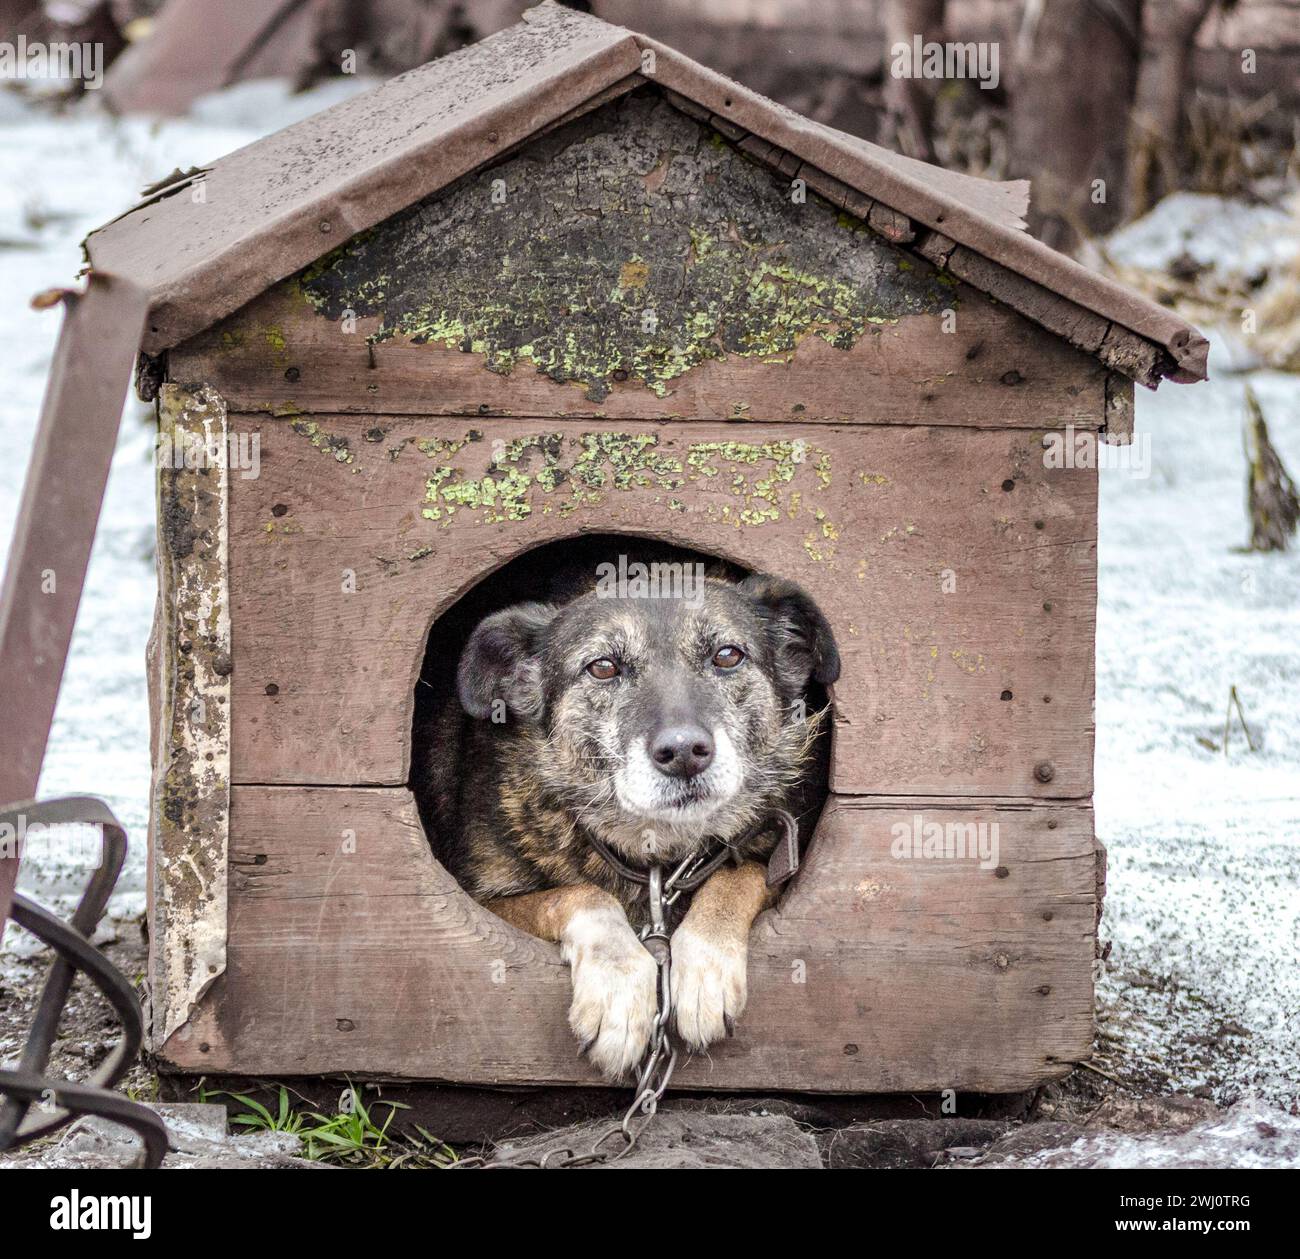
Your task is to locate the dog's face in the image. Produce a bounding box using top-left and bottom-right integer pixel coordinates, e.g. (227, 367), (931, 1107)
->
(457, 573), (839, 861)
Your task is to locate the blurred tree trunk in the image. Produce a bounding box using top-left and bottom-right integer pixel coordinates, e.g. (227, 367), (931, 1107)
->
(0, 0), (39, 39)
(880, 0), (947, 161)
(0, 0), (128, 89)
(1006, 0), (1141, 251)
(1126, 0), (1218, 219)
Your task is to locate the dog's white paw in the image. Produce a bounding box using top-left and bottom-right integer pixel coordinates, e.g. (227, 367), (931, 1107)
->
(560, 904), (658, 1080)
(670, 923), (748, 1051)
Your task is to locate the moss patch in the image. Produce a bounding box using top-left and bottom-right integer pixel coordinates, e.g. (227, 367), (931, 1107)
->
(288, 419), (842, 555)
(298, 93), (951, 402)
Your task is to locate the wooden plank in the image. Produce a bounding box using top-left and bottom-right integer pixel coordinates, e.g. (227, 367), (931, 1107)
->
(915, 229), (958, 268)
(169, 279), (1106, 427)
(944, 245), (1112, 358)
(1103, 372), (1135, 445)
(160, 787), (1097, 1093)
(149, 384), (232, 1047)
(868, 201), (916, 244)
(225, 415), (1096, 798)
(1097, 322), (1166, 389)
(168, 91), (1106, 429)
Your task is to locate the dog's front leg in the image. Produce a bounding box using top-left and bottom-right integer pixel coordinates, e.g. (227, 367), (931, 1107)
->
(486, 884), (657, 1080)
(670, 860), (774, 1052)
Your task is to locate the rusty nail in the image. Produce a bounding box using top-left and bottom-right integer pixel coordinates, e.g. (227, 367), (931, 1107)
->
(265, 682), (279, 696)
(284, 366), (300, 382)
(1034, 761), (1055, 783)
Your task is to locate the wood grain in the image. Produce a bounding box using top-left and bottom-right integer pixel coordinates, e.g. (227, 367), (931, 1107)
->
(226, 415), (1096, 798)
(170, 280), (1107, 427)
(159, 787), (1097, 1093)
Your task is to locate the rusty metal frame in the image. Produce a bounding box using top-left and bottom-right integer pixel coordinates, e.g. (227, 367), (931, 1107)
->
(0, 275), (148, 810)
(0, 273), (164, 1166)
(0, 797), (169, 1168)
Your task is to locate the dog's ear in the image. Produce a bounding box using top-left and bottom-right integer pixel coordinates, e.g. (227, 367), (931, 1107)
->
(738, 573), (841, 694)
(457, 601), (558, 722)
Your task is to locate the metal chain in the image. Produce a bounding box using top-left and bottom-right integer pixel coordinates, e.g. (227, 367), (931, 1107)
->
(484, 852), (700, 1169)
(474, 813), (796, 1169)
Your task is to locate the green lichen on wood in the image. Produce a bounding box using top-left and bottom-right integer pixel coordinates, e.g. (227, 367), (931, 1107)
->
(290, 418), (353, 463)
(419, 430), (691, 524)
(285, 410), (846, 554)
(297, 93), (951, 402)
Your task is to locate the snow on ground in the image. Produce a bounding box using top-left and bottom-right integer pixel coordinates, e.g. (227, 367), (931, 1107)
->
(0, 83), (1297, 1160)
(1102, 191), (1298, 289)
(983, 1099), (1300, 1170)
(1094, 346), (1300, 1115)
(0, 79), (375, 924)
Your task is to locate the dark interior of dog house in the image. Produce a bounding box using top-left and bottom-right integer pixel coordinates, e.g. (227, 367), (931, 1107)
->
(411, 534), (836, 888)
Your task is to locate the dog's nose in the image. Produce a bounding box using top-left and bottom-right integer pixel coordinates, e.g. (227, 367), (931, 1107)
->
(650, 725), (714, 778)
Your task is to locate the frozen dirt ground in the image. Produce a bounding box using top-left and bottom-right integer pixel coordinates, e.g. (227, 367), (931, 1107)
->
(1, 84), (1297, 1167)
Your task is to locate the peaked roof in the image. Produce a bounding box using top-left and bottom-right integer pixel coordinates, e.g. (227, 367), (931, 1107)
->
(84, 1), (1206, 385)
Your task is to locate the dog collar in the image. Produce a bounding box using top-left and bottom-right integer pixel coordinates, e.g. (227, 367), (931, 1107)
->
(582, 808), (799, 895)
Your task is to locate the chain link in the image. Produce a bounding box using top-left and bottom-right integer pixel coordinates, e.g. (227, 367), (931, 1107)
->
(484, 850), (702, 1169)
(475, 814), (795, 1169)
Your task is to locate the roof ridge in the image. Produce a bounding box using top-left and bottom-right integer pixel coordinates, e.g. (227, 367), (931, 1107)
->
(82, 0), (1205, 384)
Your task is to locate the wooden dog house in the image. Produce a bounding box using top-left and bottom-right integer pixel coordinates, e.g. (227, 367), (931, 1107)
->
(76, 3), (1207, 1093)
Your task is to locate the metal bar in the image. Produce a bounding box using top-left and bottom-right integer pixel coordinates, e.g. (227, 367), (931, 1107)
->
(0, 801), (128, 1144)
(5, 892), (147, 1143)
(0, 797), (166, 1167)
(0, 1072), (169, 1169)
(0, 857), (14, 972)
(0, 273), (147, 809)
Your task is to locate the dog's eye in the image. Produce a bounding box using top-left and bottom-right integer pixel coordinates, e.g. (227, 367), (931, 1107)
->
(585, 658), (620, 680)
(712, 645), (745, 670)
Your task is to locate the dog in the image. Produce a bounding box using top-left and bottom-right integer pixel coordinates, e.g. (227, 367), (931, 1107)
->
(415, 555), (839, 1079)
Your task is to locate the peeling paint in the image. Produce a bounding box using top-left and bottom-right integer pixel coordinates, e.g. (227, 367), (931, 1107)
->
(152, 383), (230, 1049)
